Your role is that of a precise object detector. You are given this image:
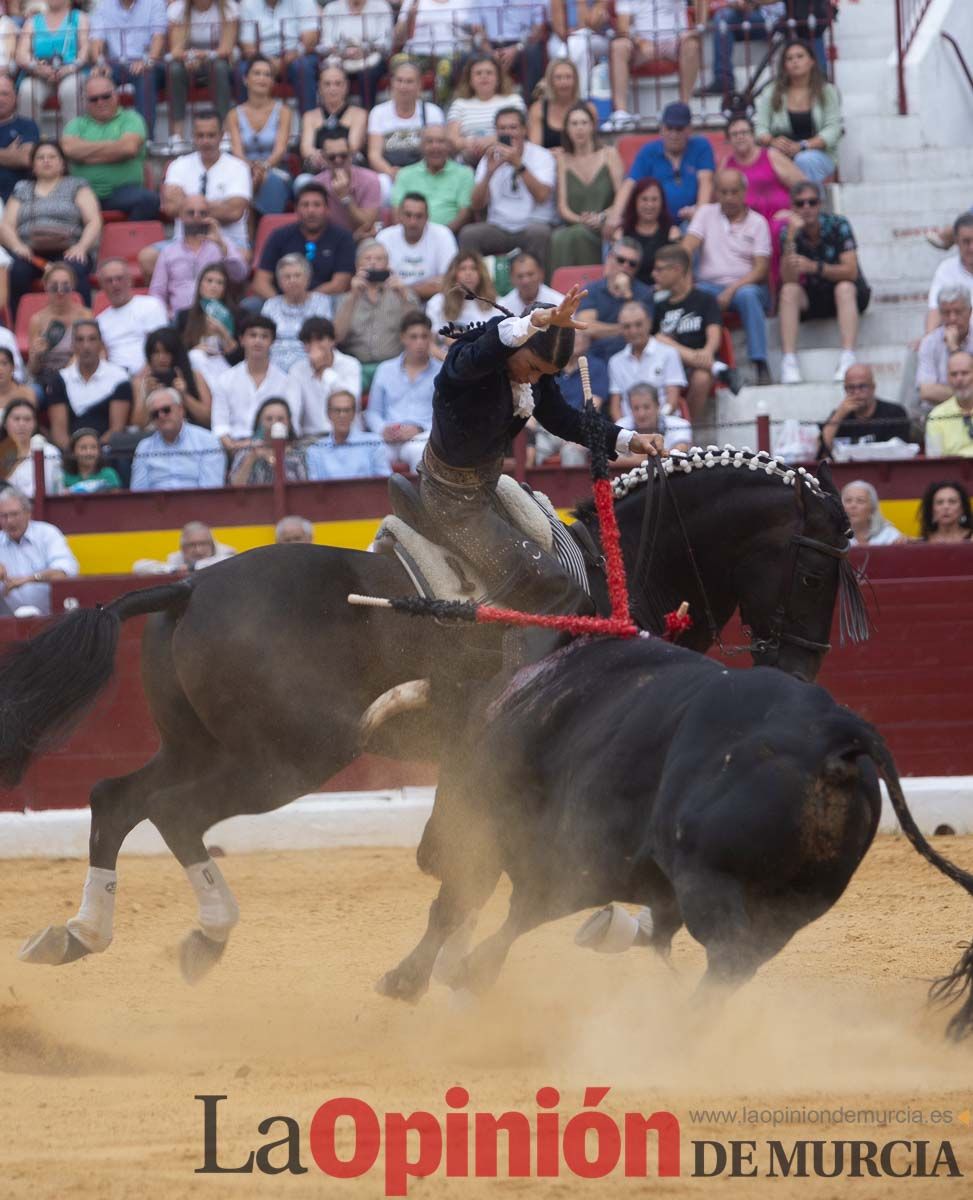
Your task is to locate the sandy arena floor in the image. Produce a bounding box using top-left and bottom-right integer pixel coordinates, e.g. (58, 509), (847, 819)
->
(0, 835), (972, 1198)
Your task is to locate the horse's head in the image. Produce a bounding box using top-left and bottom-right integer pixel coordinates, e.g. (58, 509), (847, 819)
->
(738, 459), (868, 683)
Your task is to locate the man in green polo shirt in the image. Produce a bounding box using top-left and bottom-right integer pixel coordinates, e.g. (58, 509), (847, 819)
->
(61, 73), (160, 221)
(390, 126), (473, 236)
(926, 350), (973, 458)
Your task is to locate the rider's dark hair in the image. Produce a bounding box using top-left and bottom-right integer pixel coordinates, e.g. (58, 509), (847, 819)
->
(522, 303), (574, 370)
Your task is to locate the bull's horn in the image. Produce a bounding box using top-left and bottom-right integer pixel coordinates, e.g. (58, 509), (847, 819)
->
(360, 679), (431, 745)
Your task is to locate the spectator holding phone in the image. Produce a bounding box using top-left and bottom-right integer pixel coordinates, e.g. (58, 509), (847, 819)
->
(332, 239), (418, 388)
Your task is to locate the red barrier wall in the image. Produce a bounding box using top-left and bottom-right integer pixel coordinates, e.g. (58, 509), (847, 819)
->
(0, 563), (970, 812)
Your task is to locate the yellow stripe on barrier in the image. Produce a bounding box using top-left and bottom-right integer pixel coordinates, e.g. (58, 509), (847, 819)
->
(66, 518), (384, 575)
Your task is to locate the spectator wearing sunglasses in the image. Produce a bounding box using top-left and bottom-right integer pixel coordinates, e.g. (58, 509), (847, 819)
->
(130, 386), (226, 491)
(252, 182), (356, 302)
(576, 240), (656, 363)
(925, 351), (973, 459)
(778, 180), (871, 385)
(302, 128), (380, 242)
(61, 75), (160, 221)
(148, 194), (249, 317)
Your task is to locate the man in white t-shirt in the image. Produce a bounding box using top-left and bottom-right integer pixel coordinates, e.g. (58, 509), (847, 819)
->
(160, 110), (252, 256)
(376, 192), (456, 302)
(459, 106), (556, 271)
(607, 0), (701, 127)
(96, 258), (169, 375)
(499, 251), (564, 315)
(607, 301), (687, 424)
(926, 214), (973, 335)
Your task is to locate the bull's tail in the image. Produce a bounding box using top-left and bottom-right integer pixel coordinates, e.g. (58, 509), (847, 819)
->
(860, 728), (973, 1041)
(0, 580), (193, 788)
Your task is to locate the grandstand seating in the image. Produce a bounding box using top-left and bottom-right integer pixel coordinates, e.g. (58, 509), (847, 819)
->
(95, 222), (167, 286)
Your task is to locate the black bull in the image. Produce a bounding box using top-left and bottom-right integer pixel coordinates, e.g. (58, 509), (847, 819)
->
(379, 638), (973, 1041)
(0, 452), (861, 978)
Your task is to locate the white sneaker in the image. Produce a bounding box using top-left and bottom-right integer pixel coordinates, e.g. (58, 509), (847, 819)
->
(780, 354), (803, 385)
(834, 350), (857, 382)
(603, 109), (637, 131)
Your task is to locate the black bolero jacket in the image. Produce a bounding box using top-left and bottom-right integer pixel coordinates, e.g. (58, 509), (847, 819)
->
(429, 317), (622, 469)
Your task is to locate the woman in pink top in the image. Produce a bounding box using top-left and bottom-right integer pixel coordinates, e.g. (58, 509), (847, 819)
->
(723, 113), (805, 287)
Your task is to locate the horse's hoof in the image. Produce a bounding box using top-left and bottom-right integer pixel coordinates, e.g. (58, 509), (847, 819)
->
(574, 903), (648, 953)
(179, 929), (227, 985)
(18, 925), (91, 966)
(374, 966), (427, 1004)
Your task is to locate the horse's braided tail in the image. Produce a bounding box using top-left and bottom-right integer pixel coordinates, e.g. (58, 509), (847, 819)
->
(863, 728), (973, 1041)
(0, 580), (193, 788)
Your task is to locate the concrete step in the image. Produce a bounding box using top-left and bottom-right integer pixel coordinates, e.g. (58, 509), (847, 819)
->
(834, 57), (895, 98)
(833, 0), (896, 38)
(835, 29), (896, 58)
(858, 145), (973, 183)
(716, 383), (840, 444)
(838, 178), (973, 217)
(761, 303), (926, 353)
(762, 346), (907, 386)
(848, 211), (958, 243)
(855, 236), (954, 282)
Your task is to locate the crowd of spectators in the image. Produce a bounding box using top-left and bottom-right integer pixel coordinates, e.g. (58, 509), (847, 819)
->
(0, 0), (967, 593)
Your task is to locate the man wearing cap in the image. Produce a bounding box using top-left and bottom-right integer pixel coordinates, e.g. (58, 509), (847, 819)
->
(422, 286), (664, 619)
(605, 103), (715, 233)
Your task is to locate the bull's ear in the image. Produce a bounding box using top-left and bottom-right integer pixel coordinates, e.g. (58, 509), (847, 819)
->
(816, 459), (839, 498)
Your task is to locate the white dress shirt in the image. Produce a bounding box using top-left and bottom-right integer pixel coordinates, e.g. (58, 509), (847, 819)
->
(285, 350), (362, 436)
(211, 360), (291, 439)
(0, 520), (79, 615)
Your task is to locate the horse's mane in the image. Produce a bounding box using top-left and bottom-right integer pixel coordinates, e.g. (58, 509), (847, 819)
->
(573, 445), (826, 521)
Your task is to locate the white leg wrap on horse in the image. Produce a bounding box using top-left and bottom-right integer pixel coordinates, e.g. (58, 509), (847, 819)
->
(65, 867), (117, 953)
(186, 859), (239, 943)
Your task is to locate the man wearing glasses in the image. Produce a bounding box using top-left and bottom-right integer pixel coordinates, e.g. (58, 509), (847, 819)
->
(311, 129), (380, 241)
(148, 195), (249, 316)
(818, 363), (911, 458)
(61, 74), (159, 221)
(576, 240), (655, 362)
(778, 180), (870, 385)
(130, 387), (226, 491)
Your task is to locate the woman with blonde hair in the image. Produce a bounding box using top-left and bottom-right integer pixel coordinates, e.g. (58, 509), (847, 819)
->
(446, 53), (523, 165)
(425, 250), (496, 359)
(528, 57), (596, 151)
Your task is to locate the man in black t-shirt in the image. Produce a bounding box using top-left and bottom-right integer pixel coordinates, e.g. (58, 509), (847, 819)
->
(650, 244), (725, 421)
(251, 183), (356, 301)
(819, 363), (913, 457)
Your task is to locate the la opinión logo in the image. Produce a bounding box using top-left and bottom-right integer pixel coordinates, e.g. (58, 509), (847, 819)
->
(196, 1088), (680, 1194)
(195, 1091), (963, 1193)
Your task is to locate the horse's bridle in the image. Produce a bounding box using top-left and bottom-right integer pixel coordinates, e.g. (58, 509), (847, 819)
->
(632, 457), (848, 660)
(749, 529), (849, 660)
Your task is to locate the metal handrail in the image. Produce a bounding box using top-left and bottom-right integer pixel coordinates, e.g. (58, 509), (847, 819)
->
(896, 0), (937, 114)
(941, 31), (973, 101)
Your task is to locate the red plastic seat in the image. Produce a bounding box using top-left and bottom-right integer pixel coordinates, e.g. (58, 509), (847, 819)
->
(252, 213), (297, 268)
(15, 292), (82, 358)
(550, 265), (604, 295)
(96, 221), (166, 285)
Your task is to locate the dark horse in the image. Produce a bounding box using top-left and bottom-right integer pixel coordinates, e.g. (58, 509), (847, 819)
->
(377, 636), (973, 1042)
(0, 449), (864, 978)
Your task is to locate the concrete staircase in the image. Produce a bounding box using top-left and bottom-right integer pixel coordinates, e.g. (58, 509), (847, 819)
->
(713, 0), (970, 447)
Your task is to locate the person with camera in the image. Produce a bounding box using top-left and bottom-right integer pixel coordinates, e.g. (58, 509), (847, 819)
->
(149, 194), (249, 318)
(458, 106), (556, 275)
(332, 239), (419, 390)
